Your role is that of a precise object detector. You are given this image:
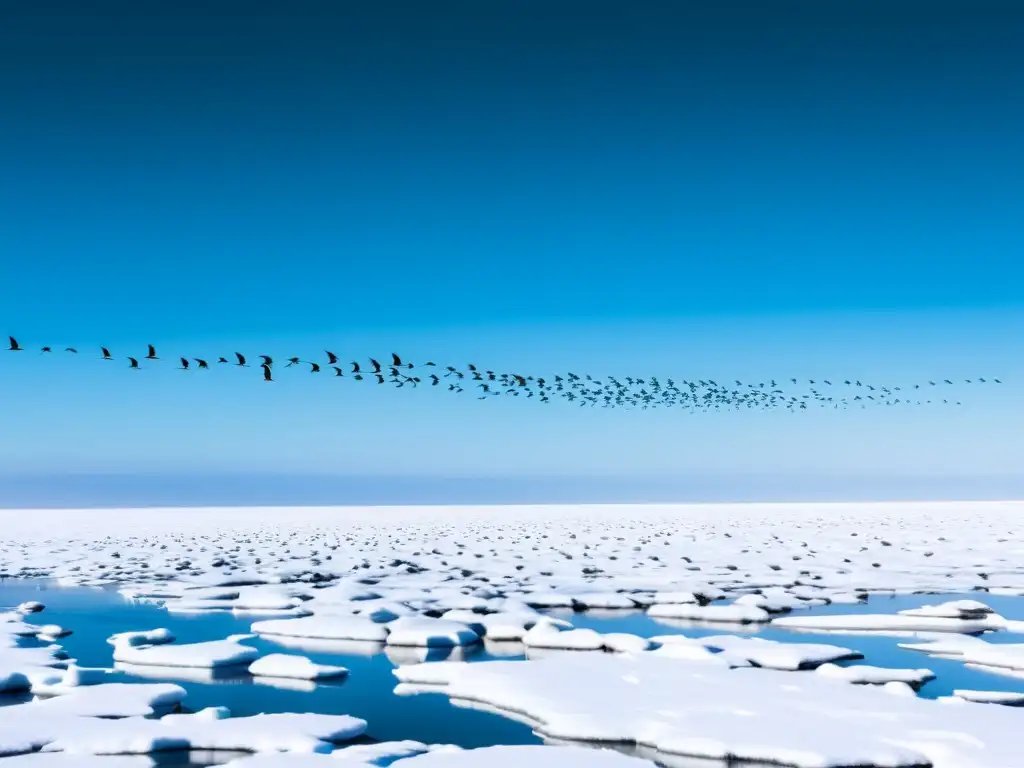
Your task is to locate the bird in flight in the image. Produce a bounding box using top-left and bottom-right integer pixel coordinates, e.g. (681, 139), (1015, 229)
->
(234, 352), (248, 367)
(145, 344), (159, 361)
(127, 357), (141, 369)
(326, 351), (339, 365)
(261, 363), (273, 382)
(194, 358), (209, 369)
(101, 347), (113, 360)
(7, 336), (22, 351)
(178, 357), (190, 370)
(259, 355), (273, 366)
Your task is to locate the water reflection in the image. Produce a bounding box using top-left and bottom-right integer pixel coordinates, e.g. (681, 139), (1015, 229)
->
(258, 635), (387, 656)
(385, 644), (478, 665)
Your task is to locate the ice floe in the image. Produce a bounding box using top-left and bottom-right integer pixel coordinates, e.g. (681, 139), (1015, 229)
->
(111, 636), (260, 668)
(814, 663), (936, 687)
(252, 615), (389, 643)
(384, 617), (480, 648)
(770, 612), (994, 634)
(248, 653), (348, 681)
(394, 652), (1023, 767)
(647, 602), (770, 624)
(951, 689), (1024, 705)
(690, 635), (863, 670)
(5, 502), (1024, 766)
(221, 744), (648, 767)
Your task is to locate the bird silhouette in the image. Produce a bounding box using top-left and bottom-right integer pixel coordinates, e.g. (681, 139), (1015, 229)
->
(261, 363), (273, 382)
(178, 357), (190, 370)
(145, 344), (159, 360)
(7, 336), (22, 351)
(101, 347), (113, 360)
(194, 358), (209, 369)
(259, 355), (273, 366)
(217, 357), (229, 364)
(40, 346), (51, 354)
(369, 358), (382, 374)
(65, 347), (78, 354)
(309, 362), (321, 373)
(326, 351), (339, 365)
(332, 366), (344, 377)
(127, 357), (140, 369)
(286, 357), (300, 367)
(234, 353), (248, 367)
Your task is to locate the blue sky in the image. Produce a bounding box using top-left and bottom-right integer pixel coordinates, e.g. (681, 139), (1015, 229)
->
(1, 0), (1022, 504)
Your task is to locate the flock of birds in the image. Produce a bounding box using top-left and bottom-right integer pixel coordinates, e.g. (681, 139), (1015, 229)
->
(5, 335), (1005, 413)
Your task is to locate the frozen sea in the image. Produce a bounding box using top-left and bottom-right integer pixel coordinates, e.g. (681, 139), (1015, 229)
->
(2, 501), (1024, 767)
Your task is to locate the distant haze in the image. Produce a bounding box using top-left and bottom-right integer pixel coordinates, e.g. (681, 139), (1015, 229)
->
(1, 472), (1023, 508)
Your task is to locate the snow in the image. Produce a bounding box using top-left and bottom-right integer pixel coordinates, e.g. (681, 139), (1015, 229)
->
(648, 603), (771, 624)
(570, 593), (640, 610)
(111, 636), (260, 668)
(249, 653), (349, 681)
(394, 652), (1024, 767)
(522, 618), (606, 651)
(815, 663), (936, 686)
(107, 628), (175, 647)
(4, 501), (1024, 766)
(26, 682), (187, 717)
(382, 745), (654, 767)
(0, 757), (158, 767)
(692, 635), (863, 670)
(951, 689), (1024, 705)
(252, 615), (389, 643)
(36, 711), (367, 756)
(219, 745), (648, 767)
(899, 599), (995, 619)
(770, 613), (994, 634)
(384, 617), (481, 648)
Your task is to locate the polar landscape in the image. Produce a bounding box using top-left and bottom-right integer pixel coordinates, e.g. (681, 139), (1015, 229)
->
(2, 501), (1024, 768)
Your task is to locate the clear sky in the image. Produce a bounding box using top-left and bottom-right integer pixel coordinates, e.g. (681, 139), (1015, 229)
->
(1, 0), (1022, 505)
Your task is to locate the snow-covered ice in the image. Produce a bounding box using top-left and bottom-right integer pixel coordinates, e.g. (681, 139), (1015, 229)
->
(252, 616), (389, 643)
(248, 654), (348, 681)
(4, 501), (1024, 766)
(220, 744), (650, 767)
(394, 652), (1023, 767)
(111, 636), (260, 668)
(815, 663), (936, 686)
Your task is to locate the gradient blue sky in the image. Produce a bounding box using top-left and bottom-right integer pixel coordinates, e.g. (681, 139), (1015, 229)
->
(1, 0), (1023, 504)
